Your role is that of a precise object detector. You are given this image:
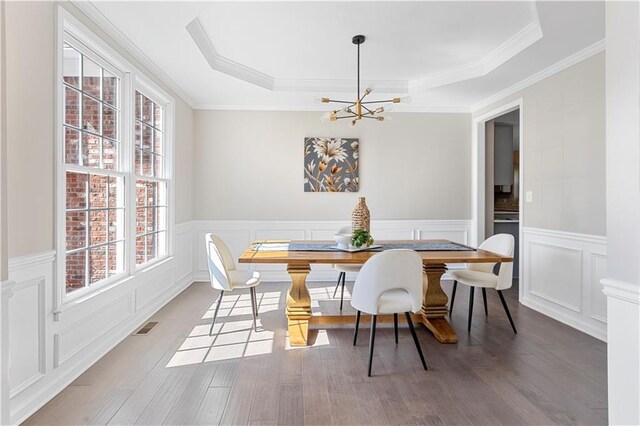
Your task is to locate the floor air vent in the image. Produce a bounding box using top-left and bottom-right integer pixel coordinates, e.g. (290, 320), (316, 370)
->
(135, 321), (158, 335)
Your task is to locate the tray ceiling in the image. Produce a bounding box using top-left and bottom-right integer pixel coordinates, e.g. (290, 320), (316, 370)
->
(85, 1), (604, 110)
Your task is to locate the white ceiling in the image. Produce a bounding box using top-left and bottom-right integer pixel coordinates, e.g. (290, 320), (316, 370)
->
(85, 1), (604, 111)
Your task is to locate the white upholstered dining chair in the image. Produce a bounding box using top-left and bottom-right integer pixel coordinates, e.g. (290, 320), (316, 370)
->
(449, 233), (517, 334)
(205, 233), (262, 335)
(351, 249), (428, 376)
(332, 226), (362, 310)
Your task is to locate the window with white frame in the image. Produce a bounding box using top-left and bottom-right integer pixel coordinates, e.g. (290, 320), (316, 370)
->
(62, 41), (126, 294)
(59, 17), (173, 301)
(134, 91), (168, 265)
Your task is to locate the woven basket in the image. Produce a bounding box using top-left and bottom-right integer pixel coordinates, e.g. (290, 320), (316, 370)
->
(352, 197), (370, 232)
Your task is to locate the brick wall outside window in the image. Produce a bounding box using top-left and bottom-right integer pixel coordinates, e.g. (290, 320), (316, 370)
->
(63, 43), (124, 293)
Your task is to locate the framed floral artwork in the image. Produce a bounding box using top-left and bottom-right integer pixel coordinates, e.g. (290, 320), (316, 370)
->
(304, 137), (359, 192)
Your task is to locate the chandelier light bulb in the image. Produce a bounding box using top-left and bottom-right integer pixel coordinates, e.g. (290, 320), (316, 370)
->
(393, 96), (412, 103)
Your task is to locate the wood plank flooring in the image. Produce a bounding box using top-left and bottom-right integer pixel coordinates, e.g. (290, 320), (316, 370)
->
(25, 280), (607, 425)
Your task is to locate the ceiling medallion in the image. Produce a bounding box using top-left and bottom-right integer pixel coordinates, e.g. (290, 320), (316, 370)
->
(318, 35), (410, 126)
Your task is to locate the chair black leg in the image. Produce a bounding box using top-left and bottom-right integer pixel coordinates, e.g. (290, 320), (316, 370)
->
(249, 287), (258, 331)
(209, 290), (224, 336)
(251, 287), (259, 317)
(497, 290), (518, 334)
(482, 288), (488, 316)
(339, 272), (346, 311)
(450, 280), (457, 316)
(405, 312), (428, 370)
(468, 287), (475, 332)
(367, 315), (377, 377)
(393, 313), (398, 344)
(333, 272), (344, 298)
(353, 310), (361, 346)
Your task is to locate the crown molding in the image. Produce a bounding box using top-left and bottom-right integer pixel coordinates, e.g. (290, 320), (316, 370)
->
(186, 17), (407, 94)
(410, 2), (542, 92)
(186, 17), (274, 91)
(70, 1), (197, 109)
(186, 2), (541, 96)
(471, 38), (605, 113)
(194, 104), (470, 113)
(272, 78), (408, 94)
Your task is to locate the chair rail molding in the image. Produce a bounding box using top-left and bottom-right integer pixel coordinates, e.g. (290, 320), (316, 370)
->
(521, 227), (607, 341)
(190, 219), (473, 283)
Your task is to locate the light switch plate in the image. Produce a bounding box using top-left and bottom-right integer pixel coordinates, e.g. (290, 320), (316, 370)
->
(525, 191), (533, 203)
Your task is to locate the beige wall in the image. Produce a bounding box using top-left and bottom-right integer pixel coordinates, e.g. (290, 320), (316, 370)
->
(193, 110), (471, 221)
(5, 1), (55, 258)
(474, 53), (606, 236)
(0, 0), (8, 281)
(174, 100), (194, 224)
(4, 2), (195, 258)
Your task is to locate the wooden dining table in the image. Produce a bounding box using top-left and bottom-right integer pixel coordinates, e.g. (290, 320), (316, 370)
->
(238, 239), (512, 346)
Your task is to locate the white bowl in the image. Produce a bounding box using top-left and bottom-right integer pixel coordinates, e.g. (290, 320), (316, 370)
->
(334, 233), (352, 249)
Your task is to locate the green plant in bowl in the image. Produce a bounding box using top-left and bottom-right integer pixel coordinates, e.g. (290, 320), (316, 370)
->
(351, 229), (374, 248)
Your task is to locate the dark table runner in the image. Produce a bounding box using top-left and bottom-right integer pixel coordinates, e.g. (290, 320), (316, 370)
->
(252, 241), (474, 252)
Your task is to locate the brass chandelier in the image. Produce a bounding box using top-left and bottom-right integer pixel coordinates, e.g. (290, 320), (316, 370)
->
(319, 35), (410, 126)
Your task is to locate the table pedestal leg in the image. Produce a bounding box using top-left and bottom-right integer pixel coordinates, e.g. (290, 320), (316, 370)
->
(421, 263), (458, 343)
(286, 263), (312, 346)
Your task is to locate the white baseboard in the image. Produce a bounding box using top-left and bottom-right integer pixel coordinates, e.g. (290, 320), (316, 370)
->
(9, 273), (193, 425)
(521, 227), (607, 342)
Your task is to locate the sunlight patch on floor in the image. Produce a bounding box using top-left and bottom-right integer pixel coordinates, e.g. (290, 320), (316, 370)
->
(285, 329), (331, 350)
(167, 289), (280, 367)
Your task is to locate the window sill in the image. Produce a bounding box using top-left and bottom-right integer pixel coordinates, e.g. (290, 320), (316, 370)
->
(58, 255), (175, 315)
(135, 254), (172, 274)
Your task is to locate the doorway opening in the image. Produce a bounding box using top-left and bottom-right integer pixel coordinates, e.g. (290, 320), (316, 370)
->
(472, 99), (524, 299)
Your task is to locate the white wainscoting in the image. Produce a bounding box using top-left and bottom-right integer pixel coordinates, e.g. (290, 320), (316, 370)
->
(521, 227), (607, 341)
(3, 220), (611, 422)
(601, 279), (640, 425)
(191, 219), (473, 283)
(1, 222), (193, 425)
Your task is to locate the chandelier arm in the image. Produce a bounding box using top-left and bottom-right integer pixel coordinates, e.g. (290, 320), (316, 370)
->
(326, 99), (356, 104)
(361, 99), (395, 104)
(361, 115), (381, 119)
(334, 115), (356, 120)
(360, 89), (370, 102)
(361, 105), (374, 114)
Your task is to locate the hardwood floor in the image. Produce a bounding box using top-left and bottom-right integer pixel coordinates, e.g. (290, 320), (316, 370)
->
(25, 279), (607, 425)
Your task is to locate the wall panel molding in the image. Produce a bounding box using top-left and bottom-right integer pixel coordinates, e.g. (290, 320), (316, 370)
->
(6, 278), (46, 399)
(521, 227), (607, 341)
(4, 222), (195, 425)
